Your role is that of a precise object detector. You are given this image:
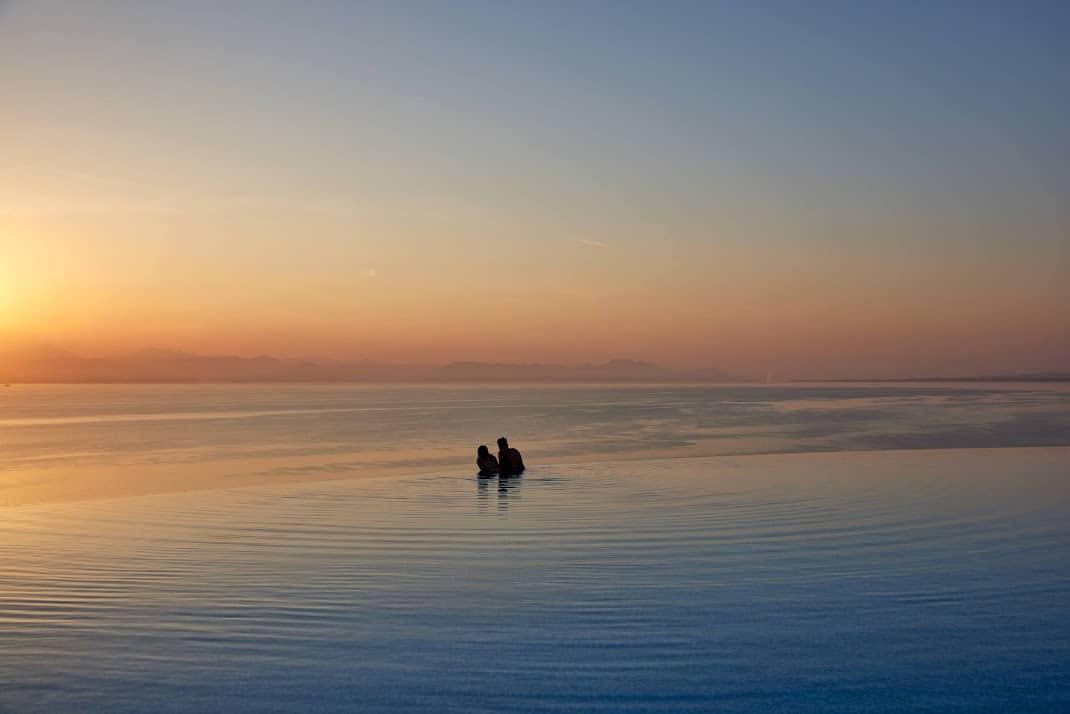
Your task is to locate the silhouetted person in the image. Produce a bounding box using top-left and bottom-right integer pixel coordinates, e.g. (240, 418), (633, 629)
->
(497, 436), (525, 475)
(476, 444), (499, 476)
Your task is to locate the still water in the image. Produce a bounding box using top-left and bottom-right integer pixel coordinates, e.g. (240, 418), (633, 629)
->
(0, 384), (1068, 712)
(1, 382), (1068, 505)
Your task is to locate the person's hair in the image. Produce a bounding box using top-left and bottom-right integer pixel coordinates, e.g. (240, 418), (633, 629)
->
(477, 444), (489, 456)
(497, 437), (508, 448)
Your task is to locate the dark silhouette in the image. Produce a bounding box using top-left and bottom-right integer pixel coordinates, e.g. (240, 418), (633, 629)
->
(497, 436), (525, 475)
(476, 444), (500, 476)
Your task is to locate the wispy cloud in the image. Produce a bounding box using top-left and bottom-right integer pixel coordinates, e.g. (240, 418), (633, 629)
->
(363, 268), (377, 279)
(576, 238), (609, 249)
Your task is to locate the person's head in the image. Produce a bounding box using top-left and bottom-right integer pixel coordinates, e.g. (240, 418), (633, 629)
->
(497, 436), (509, 449)
(477, 444), (489, 457)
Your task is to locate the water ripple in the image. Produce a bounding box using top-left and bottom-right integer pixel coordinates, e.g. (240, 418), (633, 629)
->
(1, 448), (1068, 713)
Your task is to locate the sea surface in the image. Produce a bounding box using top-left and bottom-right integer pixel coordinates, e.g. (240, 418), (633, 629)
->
(2, 382), (1069, 506)
(1, 383), (1068, 712)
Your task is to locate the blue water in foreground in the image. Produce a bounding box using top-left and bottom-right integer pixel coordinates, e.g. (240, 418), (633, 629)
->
(2, 450), (1068, 712)
(1, 384), (1068, 712)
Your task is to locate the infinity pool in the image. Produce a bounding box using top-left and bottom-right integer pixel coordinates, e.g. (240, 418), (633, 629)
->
(2, 446), (1067, 712)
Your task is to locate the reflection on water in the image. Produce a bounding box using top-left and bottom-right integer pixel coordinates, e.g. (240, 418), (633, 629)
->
(1, 382), (1069, 506)
(1, 447), (1067, 712)
(475, 474), (524, 514)
(496, 474), (522, 513)
(476, 474), (494, 514)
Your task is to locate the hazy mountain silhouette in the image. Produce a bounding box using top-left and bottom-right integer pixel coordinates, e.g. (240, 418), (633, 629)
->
(0, 342), (742, 383)
(3, 342), (1065, 383)
(0, 342), (113, 382)
(438, 359), (682, 382)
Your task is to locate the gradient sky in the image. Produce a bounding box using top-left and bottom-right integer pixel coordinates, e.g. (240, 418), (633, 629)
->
(2, 1), (1068, 378)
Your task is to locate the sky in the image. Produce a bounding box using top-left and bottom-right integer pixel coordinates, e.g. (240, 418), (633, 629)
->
(1, 1), (1068, 379)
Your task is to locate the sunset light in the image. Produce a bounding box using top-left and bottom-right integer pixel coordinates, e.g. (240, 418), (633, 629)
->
(1, 3), (1067, 713)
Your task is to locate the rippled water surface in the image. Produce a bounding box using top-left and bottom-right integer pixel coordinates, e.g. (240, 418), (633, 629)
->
(1, 385), (1068, 712)
(2, 447), (1068, 712)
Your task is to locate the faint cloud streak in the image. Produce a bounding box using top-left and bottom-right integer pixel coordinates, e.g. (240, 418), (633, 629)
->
(576, 238), (609, 249)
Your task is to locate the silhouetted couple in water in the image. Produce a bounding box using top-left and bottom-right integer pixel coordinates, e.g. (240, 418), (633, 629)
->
(477, 437), (525, 477)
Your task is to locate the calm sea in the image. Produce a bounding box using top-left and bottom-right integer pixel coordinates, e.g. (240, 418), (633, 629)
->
(1, 383), (1068, 712)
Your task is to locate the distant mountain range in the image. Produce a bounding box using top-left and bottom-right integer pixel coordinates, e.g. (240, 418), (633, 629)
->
(4, 343), (1065, 384)
(0, 344), (742, 383)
